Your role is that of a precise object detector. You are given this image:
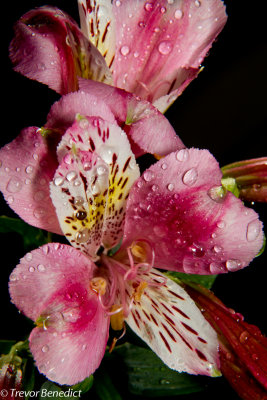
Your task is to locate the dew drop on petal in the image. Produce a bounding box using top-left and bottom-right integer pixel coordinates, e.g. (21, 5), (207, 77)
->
(7, 195), (14, 204)
(161, 163), (167, 170)
(120, 45), (130, 56)
(6, 177), (23, 193)
(246, 219), (261, 242)
(208, 186), (227, 203)
(25, 165), (34, 174)
(143, 170), (154, 182)
(176, 149), (189, 162)
(167, 183), (174, 192)
(213, 245), (222, 253)
(37, 264), (46, 272)
(42, 345), (49, 353)
(152, 184), (159, 192)
(160, 6), (166, 14)
(239, 331), (249, 344)
(26, 253), (33, 261)
(226, 259), (242, 272)
(76, 228), (90, 243)
(74, 196), (84, 206)
(53, 176), (65, 186)
(33, 207), (46, 220)
(144, 2), (153, 11)
(158, 40), (172, 55)
(217, 221), (225, 229)
(195, 0), (201, 7)
(174, 9), (183, 19)
(66, 171), (77, 182)
(182, 168), (198, 186)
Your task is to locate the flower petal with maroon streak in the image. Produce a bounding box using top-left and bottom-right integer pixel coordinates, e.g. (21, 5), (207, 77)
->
(0, 127), (61, 234)
(78, 0), (116, 70)
(125, 268), (220, 376)
(78, 79), (184, 157)
(9, 6), (111, 95)
(9, 243), (109, 385)
(122, 149), (263, 274)
(50, 116), (139, 258)
(112, 0), (227, 108)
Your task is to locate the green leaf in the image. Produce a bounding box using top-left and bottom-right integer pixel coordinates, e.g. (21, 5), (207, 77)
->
(113, 343), (205, 397)
(0, 215), (48, 250)
(71, 376), (94, 394)
(94, 368), (122, 400)
(165, 271), (217, 289)
(39, 381), (80, 400)
(22, 358), (35, 400)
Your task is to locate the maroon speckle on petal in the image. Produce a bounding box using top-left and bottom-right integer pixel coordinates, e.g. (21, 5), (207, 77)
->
(196, 349), (208, 362)
(159, 331), (172, 353)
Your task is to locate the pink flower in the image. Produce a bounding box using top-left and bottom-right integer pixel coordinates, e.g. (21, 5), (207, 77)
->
(2, 87), (263, 386)
(9, 0), (227, 111)
(222, 157), (267, 203)
(184, 282), (267, 400)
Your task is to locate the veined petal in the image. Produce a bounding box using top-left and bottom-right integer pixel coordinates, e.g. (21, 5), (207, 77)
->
(78, 0), (116, 70)
(9, 243), (109, 385)
(78, 79), (184, 157)
(0, 127), (61, 234)
(50, 116), (139, 258)
(125, 269), (220, 376)
(122, 149), (264, 274)
(112, 0), (227, 105)
(9, 6), (111, 95)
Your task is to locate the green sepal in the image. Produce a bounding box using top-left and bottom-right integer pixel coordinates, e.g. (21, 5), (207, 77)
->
(221, 177), (240, 198)
(164, 271), (217, 289)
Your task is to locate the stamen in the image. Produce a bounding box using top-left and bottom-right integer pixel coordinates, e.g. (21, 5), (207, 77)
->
(133, 281), (148, 302)
(110, 305), (124, 331)
(109, 323), (126, 353)
(90, 277), (107, 296)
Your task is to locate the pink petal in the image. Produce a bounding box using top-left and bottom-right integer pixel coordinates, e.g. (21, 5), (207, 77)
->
(50, 116), (139, 258)
(9, 6), (111, 95)
(125, 269), (220, 376)
(79, 79), (184, 157)
(0, 127), (61, 234)
(46, 90), (116, 133)
(9, 243), (109, 385)
(122, 149), (264, 274)
(112, 0), (227, 106)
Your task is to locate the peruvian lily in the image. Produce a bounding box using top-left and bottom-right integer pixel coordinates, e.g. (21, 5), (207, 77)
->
(1, 96), (264, 386)
(9, 0), (227, 112)
(183, 282), (267, 400)
(221, 157), (267, 203)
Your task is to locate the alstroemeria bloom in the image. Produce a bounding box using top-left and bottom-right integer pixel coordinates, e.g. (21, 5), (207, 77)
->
(9, 0), (227, 111)
(3, 100), (263, 385)
(184, 282), (267, 400)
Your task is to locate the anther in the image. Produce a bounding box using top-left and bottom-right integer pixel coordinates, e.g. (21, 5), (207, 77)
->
(90, 277), (107, 296)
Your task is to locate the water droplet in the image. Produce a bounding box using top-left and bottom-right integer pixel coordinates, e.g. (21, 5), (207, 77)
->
(74, 196), (84, 206)
(76, 210), (87, 220)
(97, 165), (108, 176)
(6, 177), (23, 193)
(42, 345), (49, 353)
(174, 9), (183, 19)
(189, 245), (205, 257)
(160, 379), (170, 384)
(239, 331), (249, 344)
(144, 2), (153, 11)
(62, 309), (79, 323)
(10, 272), (18, 281)
(26, 253), (33, 261)
(160, 6), (166, 14)
(66, 171), (77, 182)
(82, 344), (87, 351)
(37, 264), (46, 272)
(120, 45), (130, 56)
(217, 221), (225, 229)
(213, 245), (222, 253)
(133, 51), (139, 58)
(158, 40), (172, 55)
(246, 219), (261, 242)
(115, 0), (121, 6)
(25, 165), (34, 174)
(208, 185), (227, 203)
(226, 259), (242, 272)
(63, 153), (73, 165)
(195, 0), (201, 7)
(167, 183), (174, 192)
(7, 195), (14, 204)
(252, 353), (259, 361)
(43, 246), (50, 255)
(209, 262), (219, 274)
(161, 163), (167, 170)
(182, 168), (198, 186)
(152, 184), (159, 192)
(176, 149), (189, 162)
(53, 176), (65, 186)
(33, 207), (46, 220)
(76, 228), (90, 243)
(143, 170), (154, 182)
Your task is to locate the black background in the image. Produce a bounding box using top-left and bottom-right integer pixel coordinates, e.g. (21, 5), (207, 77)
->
(1, 1), (267, 399)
